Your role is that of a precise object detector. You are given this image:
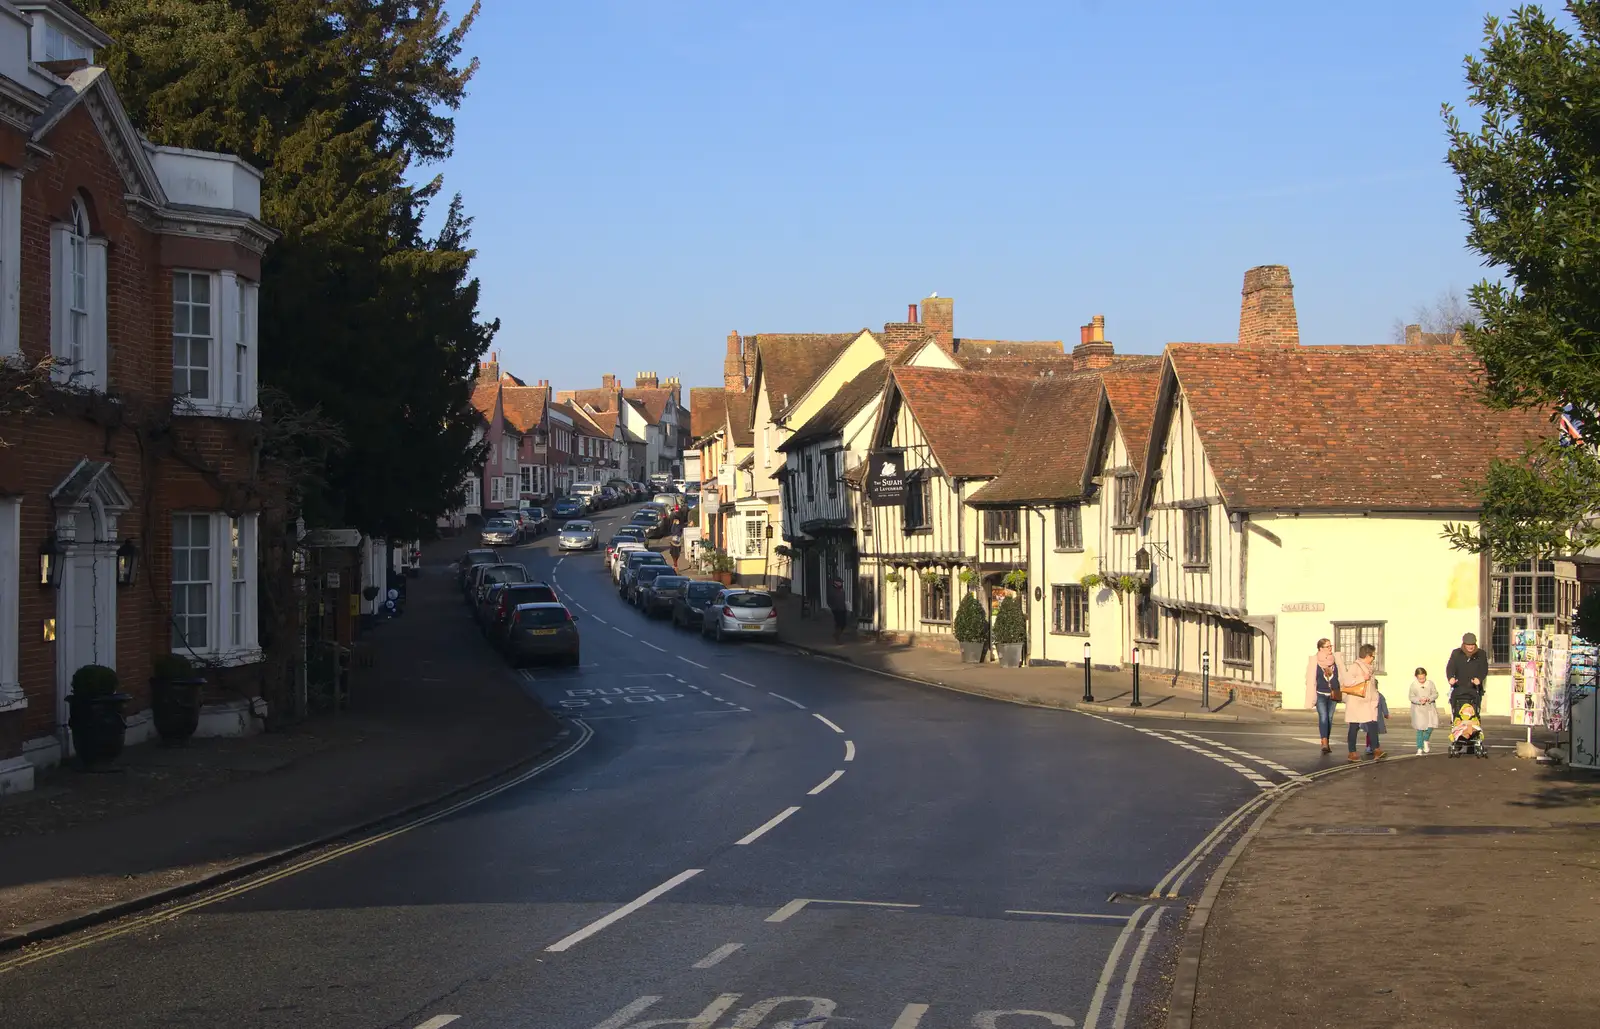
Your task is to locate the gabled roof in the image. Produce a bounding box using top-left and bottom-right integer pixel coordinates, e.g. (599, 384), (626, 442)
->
(622, 386), (674, 424)
(468, 381), (501, 427)
(588, 409), (619, 436)
(33, 68), (165, 204)
(779, 361), (888, 452)
(562, 402), (609, 437)
(952, 338), (1066, 362)
(500, 385), (548, 434)
(560, 387), (621, 412)
(689, 387), (728, 439)
(886, 367), (1039, 478)
(726, 396), (754, 448)
(750, 332), (864, 420)
(1144, 342), (1554, 512)
(1098, 358), (1163, 474)
(967, 373), (1107, 504)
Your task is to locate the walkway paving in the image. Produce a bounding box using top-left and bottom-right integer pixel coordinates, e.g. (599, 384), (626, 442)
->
(1183, 754), (1600, 1028)
(0, 538), (560, 948)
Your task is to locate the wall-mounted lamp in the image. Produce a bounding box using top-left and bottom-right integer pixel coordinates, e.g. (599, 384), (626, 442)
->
(38, 534), (63, 587)
(116, 538), (140, 587)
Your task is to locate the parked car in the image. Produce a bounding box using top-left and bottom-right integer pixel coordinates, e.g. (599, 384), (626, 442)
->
(552, 497), (584, 519)
(558, 519), (599, 551)
(653, 493), (683, 520)
(480, 515), (521, 546)
(619, 550), (670, 596)
(472, 563), (530, 617)
(628, 564), (672, 607)
(639, 574), (689, 618)
(464, 559), (506, 602)
(487, 581), (561, 647)
(631, 507), (669, 539)
(521, 507), (549, 534)
(595, 486), (618, 508)
(606, 529), (646, 561)
(671, 580), (726, 630)
(611, 542), (648, 580)
(701, 589), (777, 641)
(458, 549), (499, 592)
(504, 602), (581, 667)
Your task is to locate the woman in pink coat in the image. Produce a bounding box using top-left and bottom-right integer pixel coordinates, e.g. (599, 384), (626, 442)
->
(1343, 643), (1384, 762)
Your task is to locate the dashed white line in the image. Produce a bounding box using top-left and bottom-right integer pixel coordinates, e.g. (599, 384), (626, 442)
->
(613, 628), (634, 638)
(1006, 910), (1131, 921)
(722, 673), (758, 688)
(765, 897), (920, 922)
(735, 806), (801, 845)
(678, 656), (707, 669)
(413, 1018), (461, 1029)
(640, 640), (667, 652)
(843, 739), (856, 761)
(591, 616), (608, 625)
(808, 769), (845, 795)
(813, 713), (844, 733)
(572, 601), (587, 612)
(691, 942), (743, 969)
(545, 868), (703, 952)
(768, 692), (806, 709)
(1170, 729), (1304, 779)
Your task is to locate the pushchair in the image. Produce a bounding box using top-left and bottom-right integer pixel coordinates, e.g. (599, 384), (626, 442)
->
(1448, 696), (1488, 758)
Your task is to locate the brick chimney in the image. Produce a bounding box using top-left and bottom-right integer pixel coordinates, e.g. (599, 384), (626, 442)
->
(1071, 314), (1115, 369)
(477, 350), (500, 381)
(1406, 323), (1463, 346)
(636, 371), (659, 388)
(1238, 265), (1299, 347)
(907, 303), (919, 323)
(744, 338), (757, 384)
(602, 373), (616, 390)
(724, 331), (746, 392)
(921, 294), (954, 352)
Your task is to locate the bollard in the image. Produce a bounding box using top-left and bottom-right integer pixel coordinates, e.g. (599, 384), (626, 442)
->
(1082, 641), (1094, 703)
(1129, 646), (1142, 707)
(1201, 650), (1211, 712)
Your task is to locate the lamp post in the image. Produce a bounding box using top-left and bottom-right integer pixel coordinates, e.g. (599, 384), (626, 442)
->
(38, 534), (62, 588)
(1130, 646), (1142, 707)
(115, 538), (140, 587)
(1201, 650), (1211, 711)
(1082, 640), (1094, 703)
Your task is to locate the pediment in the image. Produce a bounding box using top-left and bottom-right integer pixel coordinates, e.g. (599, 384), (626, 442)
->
(32, 67), (166, 205)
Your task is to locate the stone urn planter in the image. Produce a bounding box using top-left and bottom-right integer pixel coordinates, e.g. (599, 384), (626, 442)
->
(991, 595), (1027, 669)
(66, 665), (130, 768)
(954, 593), (989, 664)
(996, 643), (1025, 668)
(150, 653), (206, 746)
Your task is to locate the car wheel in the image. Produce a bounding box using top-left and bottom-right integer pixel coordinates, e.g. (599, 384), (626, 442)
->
(713, 622), (724, 643)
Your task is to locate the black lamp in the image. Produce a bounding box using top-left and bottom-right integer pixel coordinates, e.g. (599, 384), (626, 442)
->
(116, 538), (140, 587)
(38, 534), (62, 587)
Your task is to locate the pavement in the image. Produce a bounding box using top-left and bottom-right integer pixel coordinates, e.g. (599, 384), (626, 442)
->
(0, 536), (561, 949)
(1184, 753), (1600, 1028)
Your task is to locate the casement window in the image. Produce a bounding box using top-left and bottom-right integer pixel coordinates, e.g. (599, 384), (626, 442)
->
(920, 571), (952, 623)
(1223, 621), (1253, 666)
(1488, 559), (1559, 664)
(826, 450), (838, 499)
(464, 476), (481, 509)
(520, 466), (532, 493)
(902, 472), (932, 532)
(1052, 584), (1089, 635)
(171, 512), (259, 658)
(983, 509), (1020, 545)
(742, 516), (766, 557)
(52, 199), (106, 390)
(1054, 503), (1082, 550)
(0, 171), (20, 360)
(805, 453), (815, 501)
(1113, 474), (1137, 528)
(1333, 621), (1385, 675)
(172, 270), (258, 415)
(0, 499), (18, 709)
(489, 477), (504, 504)
(1183, 506), (1211, 566)
(1135, 590), (1159, 642)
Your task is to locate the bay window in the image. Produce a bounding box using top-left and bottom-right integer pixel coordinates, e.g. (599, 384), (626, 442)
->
(171, 512), (259, 659)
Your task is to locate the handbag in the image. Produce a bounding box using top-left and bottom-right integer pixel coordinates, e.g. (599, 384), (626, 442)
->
(1320, 666), (1342, 703)
(1343, 680), (1368, 699)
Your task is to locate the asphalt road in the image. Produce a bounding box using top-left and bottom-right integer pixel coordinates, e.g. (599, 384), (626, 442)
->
(0, 506), (1320, 1029)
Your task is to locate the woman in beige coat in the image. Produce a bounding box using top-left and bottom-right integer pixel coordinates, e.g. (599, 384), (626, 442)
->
(1304, 639), (1349, 755)
(1343, 643), (1384, 761)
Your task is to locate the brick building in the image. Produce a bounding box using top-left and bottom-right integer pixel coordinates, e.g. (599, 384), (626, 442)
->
(0, 3), (275, 793)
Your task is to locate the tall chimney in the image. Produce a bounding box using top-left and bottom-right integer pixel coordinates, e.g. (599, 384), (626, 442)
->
(724, 331), (746, 392)
(921, 294), (954, 352)
(636, 371), (659, 388)
(1071, 315), (1115, 370)
(478, 350), (500, 381)
(744, 337), (757, 384)
(1238, 265), (1299, 347)
(602, 373), (616, 390)
(907, 303), (919, 323)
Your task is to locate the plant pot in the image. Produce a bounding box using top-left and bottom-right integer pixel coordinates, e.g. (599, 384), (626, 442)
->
(67, 692), (131, 767)
(959, 640), (985, 664)
(996, 643), (1025, 668)
(151, 677), (206, 745)
(714, 571), (733, 585)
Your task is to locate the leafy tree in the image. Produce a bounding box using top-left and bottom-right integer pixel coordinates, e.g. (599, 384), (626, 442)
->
(1389, 289), (1478, 345)
(80, 0), (495, 540)
(1442, 2), (1600, 562)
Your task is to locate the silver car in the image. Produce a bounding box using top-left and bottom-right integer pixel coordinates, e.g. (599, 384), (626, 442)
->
(558, 519), (599, 551)
(701, 590), (777, 641)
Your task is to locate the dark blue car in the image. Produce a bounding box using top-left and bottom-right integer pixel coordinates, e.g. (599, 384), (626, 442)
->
(552, 497), (583, 518)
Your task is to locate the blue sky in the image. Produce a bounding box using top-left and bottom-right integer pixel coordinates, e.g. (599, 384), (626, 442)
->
(432, 0), (1512, 391)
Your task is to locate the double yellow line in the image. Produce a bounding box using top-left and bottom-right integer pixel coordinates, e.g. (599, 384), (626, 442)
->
(0, 720), (595, 974)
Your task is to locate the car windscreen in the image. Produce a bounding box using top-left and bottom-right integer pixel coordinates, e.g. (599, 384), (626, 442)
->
(527, 509), (544, 517)
(653, 577), (688, 590)
(725, 592), (772, 608)
(465, 552), (496, 565)
(485, 520), (514, 530)
(483, 565), (528, 584)
(628, 553), (666, 568)
(636, 566), (668, 583)
(563, 522), (592, 532)
(504, 584), (558, 604)
(687, 583), (723, 600)
(516, 606), (570, 627)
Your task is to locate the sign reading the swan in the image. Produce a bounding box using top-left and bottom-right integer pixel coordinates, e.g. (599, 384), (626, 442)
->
(867, 449), (908, 506)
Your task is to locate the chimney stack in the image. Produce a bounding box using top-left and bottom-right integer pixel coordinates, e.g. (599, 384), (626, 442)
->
(1071, 314), (1115, 370)
(744, 338), (757, 384)
(921, 294), (954, 352)
(1238, 265), (1299, 347)
(636, 371), (659, 389)
(1405, 324), (1464, 346)
(602, 373), (616, 390)
(724, 331), (746, 392)
(907, 303), (919, 323)
(478, 350), (500, 381)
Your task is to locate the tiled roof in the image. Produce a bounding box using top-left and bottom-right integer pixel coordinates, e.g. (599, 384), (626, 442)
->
(588, 409), (619, 436)
(953, 338), (1065, 360)
(622, 386), (674, 424)
(468, 382), (500, 425)
(889, 367), (1040, 478)
(751, 331), (863, 420)
(689, 387), (727, 439)
(1160, 343), (1553, 511)
(564, 402), (608, 437)
(726, 395), (754, 448)
(500, 385), (548, 433)
(780, 361), (888, 452)
(562, 387), (620, 413)
(967, 373), (1107, 504)
(1098, 359), (1163, 474)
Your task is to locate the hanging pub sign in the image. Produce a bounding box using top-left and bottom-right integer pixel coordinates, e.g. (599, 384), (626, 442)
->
(866, 449), (908, 506)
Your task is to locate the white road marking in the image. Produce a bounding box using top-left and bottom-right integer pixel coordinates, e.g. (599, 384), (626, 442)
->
(613, 628), (634, 638)
(414, 1018), (461, 1029)
(722, 673), (758, 688)
(1082, 903), (1150, 1029)
(545, 868), (703, 952)
(976, 1013), (1074, 1028)
(592, 616), (608, 625)
(1112, 907), (1165, 1028)
(890, 1003), (930, 1029)
(555, 558), (564, 570)
(590, 994), (740, 1029)
(843, 740), (855, 761)
(1170, 730), (1305, 779)
(679, 656), (707, 668)
(573, 601), (588, 611)
(765, 897), (921, 923)
(813, 714), (844, 733)
(640, 640), (667, 652)
(808, 770), (845, 795)
(1152, 790), (1273, 899)
(768, 692), (806, 709)
(1006, 909), (1130, 921)
(735, 806), (801, 846)
(730, 997), (835, 1027)
(691, 942), (743, 969)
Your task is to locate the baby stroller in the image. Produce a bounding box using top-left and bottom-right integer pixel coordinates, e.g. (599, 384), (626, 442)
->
(1448, 698), (1488, 758)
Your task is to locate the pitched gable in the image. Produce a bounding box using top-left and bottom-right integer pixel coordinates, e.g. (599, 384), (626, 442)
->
(689, 387), (727, 439)
(749, 331), (864, 420)
(34, 67), (164, 203)
(887, 367), (1037, 478)
(780, 361), (887, 452)
(966, 373), (1106, 504)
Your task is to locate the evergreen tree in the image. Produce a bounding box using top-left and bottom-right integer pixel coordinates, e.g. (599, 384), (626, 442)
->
(1443, 2), (1600, 561)
(80, 0), (495, 540)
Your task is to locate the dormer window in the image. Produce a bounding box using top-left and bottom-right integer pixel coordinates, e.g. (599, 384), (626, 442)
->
(42, 21), (91, 62)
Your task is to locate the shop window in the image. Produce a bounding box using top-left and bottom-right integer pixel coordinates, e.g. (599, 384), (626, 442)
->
(1489, 559), (1558, 663)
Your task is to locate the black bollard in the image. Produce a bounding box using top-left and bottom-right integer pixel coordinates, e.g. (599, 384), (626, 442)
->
(1082, 641), (1094, 703)
(1130, 647), (1142, 707)
(1201, 650), (1211, 712)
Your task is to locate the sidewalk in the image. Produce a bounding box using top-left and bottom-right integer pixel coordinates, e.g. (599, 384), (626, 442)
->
(0, 538), (561, 949)
(770, 596), (1270, 722)
(1183, 755), (1600, 1027)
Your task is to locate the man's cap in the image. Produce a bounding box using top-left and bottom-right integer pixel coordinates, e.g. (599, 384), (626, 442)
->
(1462, 632), (1477, 646)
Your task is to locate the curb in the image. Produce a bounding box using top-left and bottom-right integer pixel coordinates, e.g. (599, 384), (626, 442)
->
(0, 709), (574, 955)
(772, 639), (1250, 722)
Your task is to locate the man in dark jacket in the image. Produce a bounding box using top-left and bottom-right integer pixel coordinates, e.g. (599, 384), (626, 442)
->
(827, 576), (849, 643)
(1446, 632), (1489, 715)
